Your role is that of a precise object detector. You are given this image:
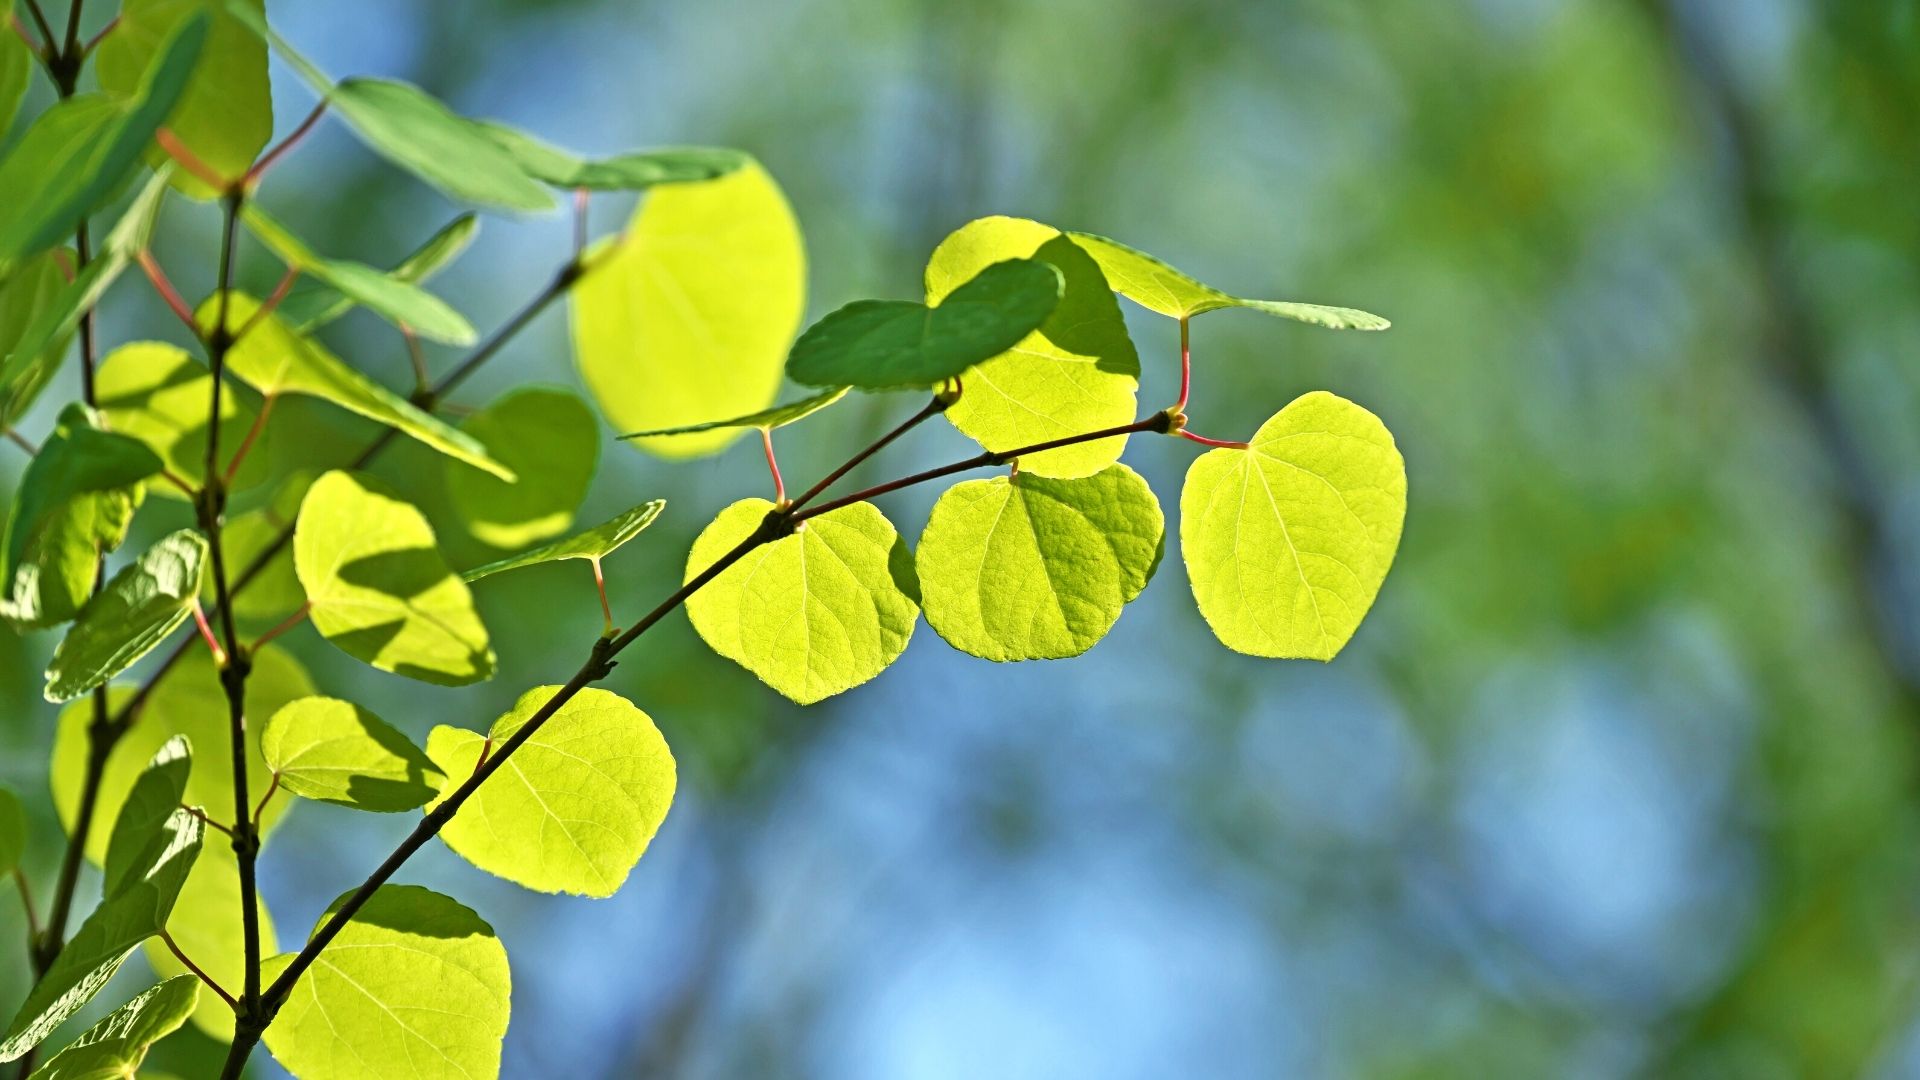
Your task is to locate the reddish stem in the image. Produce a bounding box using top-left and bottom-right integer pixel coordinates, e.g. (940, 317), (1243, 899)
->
(252, 773), (281, 827)
(249, 600), (310, 652)
(190, 601), (228, 665)
(10, 14), (39, 51)
(590, 558), (614, 634)
(82, 14), (116, 53)
(573, 188), (590, 256)
(1176, 316), (1192, 412)
(160, 929), (239, 1009)
(245, 102), (328, 188)
(155, 128), (231, 192)
(761, 427), (787, 503)
(236, 267), (300, 342)
(1177, 430), (1249, 450)
(224, 393), (276, 485)
(138, 250), (199, 330)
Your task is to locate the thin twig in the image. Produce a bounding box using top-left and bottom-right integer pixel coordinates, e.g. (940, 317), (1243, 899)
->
(223, 393), (276, 486)
(760, 427), (786, 503)
(3, 428), (37, 455)
(185, 806), (235, 838)
(248, 601), (309, 653)
(20, 0), (52, 52)
(244, 102), (327, 188)
(156, 128), (231, 192)
(12, 870), (38, 941)
(786, 394), (949, 511)
(81, 14), (115, 54)
(160, 930), (239, 1009)
(137, 250), (199, 331)
(251, 774), (281, 828)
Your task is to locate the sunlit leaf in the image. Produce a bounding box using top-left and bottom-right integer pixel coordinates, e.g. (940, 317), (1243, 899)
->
(461, 500), (664, 583)
(574, 160), (805, 459)
(261, 885), (510, 1080)
(263, 696), (444, 812)
(96, 0), (271, 199)
(198, 291), (512, 479)
(0, 250), (70, 429)
(447, 386), (599, 549)
(788, 259), (1062, 391)
(617, 386), (847, 441)
(281, 213), (478, 333)
(685, 498), (918, 704)
(25, 975), (198, 1080)
(241, 203), (476, 344)
(918, 463), (1163, 661)
(294, 470), (494, 685)
(926, 217), (1141, 478)
(1180, 391), (1406, 659)
(1069, 231), (1391, 329)
(427, 686), (675, 897)
(52, 646), (313, 863)
(1, 405), (161, 629)
(0, 787), (23, 878)
(96, 340), (267, 497)
(44, 529), (208, 702)
(477, 123), (747, 190)
(210, 470), (310, 626)
(142, 845), (273, 1038)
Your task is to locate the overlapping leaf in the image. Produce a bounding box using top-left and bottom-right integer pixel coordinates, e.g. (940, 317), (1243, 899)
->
(618, 386), (847, 440)
(96, 340), (267, 496)
(462, 500), (664, 583)
(44, 530), (209, 703)
(0, 250), (73, 429)
(263, 697), (444, 812)
(448, 386), (600, 549)
(242, 203), (476, 344)
(477, 123), (748, 190)
(1069, 231), (1391, 329)
(1180, 391), (1406, 659)
(25, 975), (198, 1080)
(281, 213), (478, 333)
(427, 686), (675, 896)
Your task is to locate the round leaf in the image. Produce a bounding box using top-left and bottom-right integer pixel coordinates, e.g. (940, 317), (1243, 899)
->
(261, 885), (511, 1080)
(96, 340), (268, 498)
(294, 471), (495, 685)
(263, 697), (445, 812)
(685, 498), (919, 704)
(1068, 231), (1390, 328)
(427, 686), (676, 897)
(44, 530), (208, 703)
(573, 160), (805, 459)
(447, 386), (600, 550)
(918, 463), (1163, 661)
(1179, 391), (1406, 659)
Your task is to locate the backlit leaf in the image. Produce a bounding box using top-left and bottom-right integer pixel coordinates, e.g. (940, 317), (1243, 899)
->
(461, 500), (664, 583)
(477, 123), (747, 190)
(25, 975), (198, 1080)
(263, 697), (444, 812)
(447, 386), (599, 549)
(573, 160), (805, 459)
(427, 686), (675, 897)
(44, 530), (208, 703)
(1180, 391), (1406, 659)
(917, 463), (1163, 661)
(926, 217), (1141, 479)
(1069, 231), (1391, 329)
(618, 386), (847, 439)
(281, 213), (478, 333)
(261, 885), (511, 1080)
(685, 498), (918, 704)
(210, 470), (310, 626)
(788, 259), (1062, 391)
(142, 845), (273, 1038)
(294, 470), (494, 685)
(0, 250), (74, 429)
(199, 291), (512, 479)
(241, 203), (476, 344)
(96, 340), (267, 497)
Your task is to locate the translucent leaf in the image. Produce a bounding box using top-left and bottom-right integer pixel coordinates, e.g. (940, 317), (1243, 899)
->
(96, 0), (271, 199)
(788, 259), (1063, 391)
(1068, 232), (1391, 329)
(476, 123), (748, 191)
(447, 386), (599, 549)
(618, 386), (846, 440)
(281, 213), (478, 334)
(261, 885), (510, 1080)
(263, 697), (445, 812)
(685, 498), (918, 704)
(1180, 391), (1406, 659)
(917, 464), (1163, 661)
(96, 340), (267, 497)
(199, 291), (512, 479)
(926, 217), (1141, 479)
(0, 250), (73, 429)
(294, 470), (494, 685)
(0, 29), (28, 136)
(0, 739), (202, 1064)
(0, 405), (162, 629)
(0, 16), (207, 271)
(462, 500), (664, 583)
(241, 203), (476, 344)
(210, 470), (310, 626)
(426, 686), (674, 897)
(44, 530), (209, 703)
(142, 845), (273, 1038)
(0, 787), (23, 878)
(573, 160), (805, 459)
(24, 975), (198, 1080)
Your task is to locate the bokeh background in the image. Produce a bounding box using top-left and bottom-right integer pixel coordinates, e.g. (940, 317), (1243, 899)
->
(6, 0), (1920, 1076)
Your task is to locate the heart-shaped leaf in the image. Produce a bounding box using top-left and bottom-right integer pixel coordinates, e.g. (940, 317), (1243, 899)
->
(462, 500), (664, 583)
(786, 259), (1063, 390)
(263, 697), (445, 812)
(1069, 231), (1390, 329)
(1180, 391), (1406, 659)
(447, 386), (600, 550)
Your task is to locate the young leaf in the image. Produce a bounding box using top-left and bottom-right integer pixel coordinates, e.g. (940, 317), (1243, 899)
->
(917, 463), (1163, 661)
(0, 250), (74, 429)
(617, 386), (847, 439)
(1068, 231), (1391, 329)
(0, 740), (203, 1064)
(787, 259), (1063, 391)
(241, 203), (477, 344)
(96, 0), (272, 199)
(260, 885), (511, 1080)
(0, 787), (24, 878)
(0, 29), (28, 136)
(926, 217), (1141, 479)
(294, 470), (495, 685)
(1180, 391), (1406, 659)
(199, 291), (513, 479)
(263, 696), (445, 812)
(281, 213), (479, 333)
(96, 340), (268, 497)
(44, 530), (209, 703)
(573, 160), (805, 459)
(427, 686), (675, 897)
(685, 499), (919, 704)
(0, 16), (207, 272)
(447, 386), (600, 549)
(461, 500), (664, 583)
(1, 405), (162, 629)
(142, 845), (274, 1038)
(51, 647), (313, 863)
(23, 975), (198, 1080)
(476, 123), (748, 190)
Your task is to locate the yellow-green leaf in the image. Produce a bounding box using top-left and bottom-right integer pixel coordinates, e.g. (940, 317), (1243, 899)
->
(281, 213), (478, 334)
(241, 203), (476, 344)
(45, 530), (208, 703)
(617, 386), (846, 440)
(25, 975), (198, 1080)
(263, 696), (444, 812)
(96, 340), (268, 497)
(212, 470), (310, 627)
(461, 500), (664, 583)
(447, 386), (600, 549)
(476, 123), (747, 191)
(1069, 231), (1391, 329)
